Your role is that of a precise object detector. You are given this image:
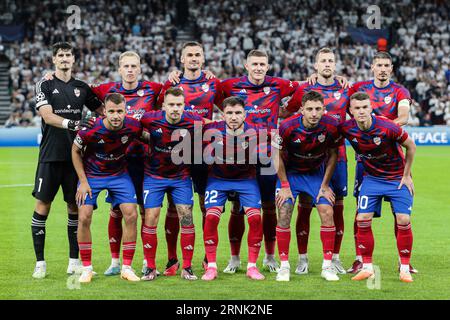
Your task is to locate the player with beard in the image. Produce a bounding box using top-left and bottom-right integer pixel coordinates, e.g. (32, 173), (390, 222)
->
(157, 42), (223, 276)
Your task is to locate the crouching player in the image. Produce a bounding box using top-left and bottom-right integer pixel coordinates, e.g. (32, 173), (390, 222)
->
(71, 93), (143, 283)
(139, 87), (209, 281)
(273, 91), (342, 282)
(202, 96), (265, 281)
(340, 92), (416, 283)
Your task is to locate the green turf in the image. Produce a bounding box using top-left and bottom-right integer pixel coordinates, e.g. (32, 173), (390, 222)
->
(0, 146), (449, 300)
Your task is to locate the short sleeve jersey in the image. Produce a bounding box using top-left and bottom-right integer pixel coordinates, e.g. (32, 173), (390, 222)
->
(277, 114), (342, 174)
(157, 72), (223, 120)
(221, 76), (298, 129)
(339, 115), (409, 180)
(140, 111), (204, 179)
(74, 117), (143, 177)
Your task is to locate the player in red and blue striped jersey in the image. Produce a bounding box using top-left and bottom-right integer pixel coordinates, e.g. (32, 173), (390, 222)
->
(339, 92), (416, 283)
(88, 51), (163, 276)
(71, 93), (143, 283)
(347, 51), (416, 274)
(139, 87), (210, 281)
(202, 97), (267, 281)
(157, 42), (224, 275)
(219, 49), (299, 273)
(283, 48), (351, 275)
(273, 91), (343, 282)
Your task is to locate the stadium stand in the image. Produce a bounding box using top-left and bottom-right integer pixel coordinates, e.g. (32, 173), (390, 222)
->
(0, 0), (448, 126)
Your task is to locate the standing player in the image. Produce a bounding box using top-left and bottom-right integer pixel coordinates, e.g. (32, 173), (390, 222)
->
(157, 42), (223, 275)
(31, 42), (103, 279)
(220, 49), (299, 273)
(339, 92), (416, 283)
(89, 51), (162, 276)
(42, 51), (162, 275)
(201, 97), (265, 281)
(72, 93), (142, 283)
(139, 87), (209, 281)
(283, 48), (351, 275)
(347, 51), (416, 274)
(273, 91), (342, 282)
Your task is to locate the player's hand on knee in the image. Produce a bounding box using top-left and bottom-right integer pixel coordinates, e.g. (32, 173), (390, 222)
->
(276, 188), (294, 209)
(76, 182), (92, 206)
(317, 185), (335, 205)
(399, 175), (414, 196)
(168, 70), (182, 84)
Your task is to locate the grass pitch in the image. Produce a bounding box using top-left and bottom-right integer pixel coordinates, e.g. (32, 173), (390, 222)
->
(0, 146), (449, 300)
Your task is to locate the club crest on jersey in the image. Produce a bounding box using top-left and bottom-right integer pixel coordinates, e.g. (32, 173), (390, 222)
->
(318, 133), (325, 143)
(384, 95), (392, 104)
(74, 88), (80, 97)
(373, 137), (381, 145)
(201, 84), (209, 92)
(241, 141), (249, 149)
(121, 135), (129, 144)
(263, 87), (270, 95)
(334, 91), (341, 100)
(137, 89), (144, 97)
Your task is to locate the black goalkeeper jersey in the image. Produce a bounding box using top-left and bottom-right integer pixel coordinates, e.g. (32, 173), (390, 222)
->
(35, 76), (102, 162)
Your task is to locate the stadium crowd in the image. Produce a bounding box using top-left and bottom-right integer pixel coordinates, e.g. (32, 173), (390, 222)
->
(3, 0), (450, 127)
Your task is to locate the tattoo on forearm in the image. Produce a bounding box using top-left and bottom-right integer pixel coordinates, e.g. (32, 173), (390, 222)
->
(176, 204), (193, 226)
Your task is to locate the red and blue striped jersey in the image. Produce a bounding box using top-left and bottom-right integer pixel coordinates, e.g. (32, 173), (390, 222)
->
(339, 115), (409, 180)
(140, 111), (205, 179)
(221, 76), (298, 129)
(157, 72), (223, 120)
(286, 80), (351, 162)
(350, 80), (411, 120)
(203, 121), (268, 179)
(74, 117), (143, 178)
(278, 114), (342, 174)
(91, 81), (163, 158)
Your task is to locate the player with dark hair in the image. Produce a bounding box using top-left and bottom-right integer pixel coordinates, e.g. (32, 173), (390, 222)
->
(201, 96), (265, 281)
(72, 93), (143, 283)
(157, 41), (223, 276)
(347, 51), (416, 274)
(339, 92), (416, 283)
(273, 91), (342, 282)
(219, 49), (299, 274)
(139, 87), (210, 281)
(282, 47), (351, 275)
(31, 42), (103, 279)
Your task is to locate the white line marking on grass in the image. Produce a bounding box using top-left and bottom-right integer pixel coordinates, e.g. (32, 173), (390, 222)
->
(0, 184), (33, 188)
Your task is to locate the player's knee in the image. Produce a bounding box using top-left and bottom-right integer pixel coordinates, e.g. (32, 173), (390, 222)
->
(395, 214), (411, 225)
(318, 206), (334, 226)
(67, 203), (78, 214)
(78, 213), (92, 227)
(356, 213), (373, 221)
(35, 200), (51, 215)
